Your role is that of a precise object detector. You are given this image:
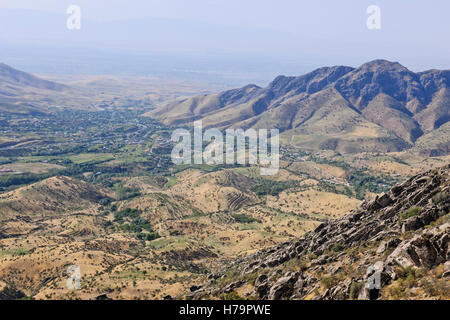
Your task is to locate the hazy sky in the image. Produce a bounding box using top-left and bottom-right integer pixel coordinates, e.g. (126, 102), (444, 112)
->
(0, 0), (449, 83)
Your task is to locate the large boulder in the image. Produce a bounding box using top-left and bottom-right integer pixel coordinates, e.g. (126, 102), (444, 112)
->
(267, 272), (300, 300)
(387, 223), (449, 269)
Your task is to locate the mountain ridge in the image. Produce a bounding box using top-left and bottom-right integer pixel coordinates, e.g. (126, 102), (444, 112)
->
(146, 60), (450, 154)
(0, 62), (72, 114)
(0, 63), (66, 91)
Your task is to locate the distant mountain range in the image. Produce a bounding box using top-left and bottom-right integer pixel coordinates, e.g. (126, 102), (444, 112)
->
(146, 60), (450, 155)
(0, 63), (70, 114)
(0, 63), (127, 114)
(1, 60), (448, 155)
(0, 63), (66, 91)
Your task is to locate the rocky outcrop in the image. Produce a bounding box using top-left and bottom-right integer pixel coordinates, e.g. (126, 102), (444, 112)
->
(387, 223), (449, 270)
(267, 272), (300, 300)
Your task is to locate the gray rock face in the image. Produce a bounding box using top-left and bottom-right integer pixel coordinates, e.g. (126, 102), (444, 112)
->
(387, 224), (449, 269)
(377, 238), (402, 254)
(267, 272), (299, 300)
(254, 274), (269, 298)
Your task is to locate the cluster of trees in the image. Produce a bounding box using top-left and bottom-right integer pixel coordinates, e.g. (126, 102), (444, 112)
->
(347, 171), (397, 200)
(114, 185), (141, 201)
(113, 208), (141, 222)
(232, 214), (261, 224)
(113, 208), (160, 241)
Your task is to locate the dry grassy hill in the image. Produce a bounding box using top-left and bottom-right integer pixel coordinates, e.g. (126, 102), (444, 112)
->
(0, 176), (108, 221)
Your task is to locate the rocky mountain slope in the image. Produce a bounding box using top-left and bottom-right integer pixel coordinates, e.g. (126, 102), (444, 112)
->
(187, 165), (450, 300)
(146, 60), (450, 155)
(0, 63), (66, 92)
